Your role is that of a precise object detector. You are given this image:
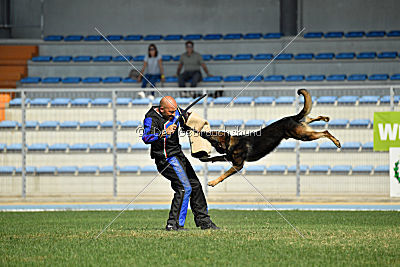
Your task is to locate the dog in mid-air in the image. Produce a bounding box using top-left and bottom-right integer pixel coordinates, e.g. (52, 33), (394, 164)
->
(198, 89), (341, 187)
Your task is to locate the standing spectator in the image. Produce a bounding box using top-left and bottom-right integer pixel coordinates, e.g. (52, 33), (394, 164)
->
(138, 44), (165, 100)
(177, 41), (212, 96)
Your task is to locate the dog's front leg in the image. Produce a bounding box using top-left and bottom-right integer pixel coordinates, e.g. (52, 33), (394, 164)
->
(199, 155), (228, 163)
(208, 164), (244, 187)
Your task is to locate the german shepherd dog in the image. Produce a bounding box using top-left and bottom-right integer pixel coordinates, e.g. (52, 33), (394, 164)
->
(198, 89), (341, 187)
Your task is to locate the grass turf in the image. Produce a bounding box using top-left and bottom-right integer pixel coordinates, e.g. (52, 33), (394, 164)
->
(0, 210), (399, 266)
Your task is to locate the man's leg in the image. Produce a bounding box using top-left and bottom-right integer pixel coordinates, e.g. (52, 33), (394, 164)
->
(141, 74), (150, 88)
(190, 71), (202, 87)
(178, 72), (189, 87)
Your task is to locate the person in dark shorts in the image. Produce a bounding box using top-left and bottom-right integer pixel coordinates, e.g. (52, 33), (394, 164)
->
(142, 96), (219, 231)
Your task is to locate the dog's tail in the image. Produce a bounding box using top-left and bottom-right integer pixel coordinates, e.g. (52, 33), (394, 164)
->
(294, 89), (312, 121)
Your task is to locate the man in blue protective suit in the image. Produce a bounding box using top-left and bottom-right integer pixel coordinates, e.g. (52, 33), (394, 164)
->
(142, 96), (219, 231)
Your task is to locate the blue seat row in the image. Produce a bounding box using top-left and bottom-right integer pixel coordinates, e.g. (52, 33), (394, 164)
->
(0, 120), (142, 129)
(277, 141), (375, 151)
(19, 73), (400, 85)
(31, 51), (400, 63)
(303, 30), (400, 38)
(43, 33), (284, 42)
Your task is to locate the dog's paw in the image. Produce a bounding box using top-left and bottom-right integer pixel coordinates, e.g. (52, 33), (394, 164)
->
(208, 180), (218, 187)
(323, 117), (330, 122)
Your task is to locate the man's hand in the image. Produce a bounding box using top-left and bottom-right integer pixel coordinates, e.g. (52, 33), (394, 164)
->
(165, 124), (177, 135)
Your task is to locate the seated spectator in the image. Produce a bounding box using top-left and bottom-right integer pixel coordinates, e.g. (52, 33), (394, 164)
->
(177, 41), (212, 96)
(138, 44), (165, 99)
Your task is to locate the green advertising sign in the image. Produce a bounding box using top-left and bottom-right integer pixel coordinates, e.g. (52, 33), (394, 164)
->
(374, 112), (400, 151)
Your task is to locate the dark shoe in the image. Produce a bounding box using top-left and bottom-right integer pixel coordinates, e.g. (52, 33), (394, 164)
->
(199, 221), (220, 230)
(165, 224), (188, 231)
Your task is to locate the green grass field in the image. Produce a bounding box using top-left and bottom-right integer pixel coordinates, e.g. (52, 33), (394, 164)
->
(0, 210), (399, 266)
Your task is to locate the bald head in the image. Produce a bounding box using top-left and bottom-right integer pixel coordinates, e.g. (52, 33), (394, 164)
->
(159, 96), (177, 120)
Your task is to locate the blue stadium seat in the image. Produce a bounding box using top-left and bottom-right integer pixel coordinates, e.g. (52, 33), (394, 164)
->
(387, 30), (400, 37)
(319, 141), (338, 150)
(224, 75), (243, 82)
(264, 33), (282, 39)
(380, 95), (400, 104)
(345, 31), (365, 38)
(288, 165), (308, 174)
(366, 31), (385, 38)
(203, 34), (222, 40)
(99, 166), (116, 174)
(193, 166), (203, 173)
(6, 143), (22, 152)
(244, 165), (265, 174)
(141, 165), (158, 173)
(328, 119), (349, 128)
(90, 143), (111, 152)
(44, 35), (63, 41)
(39, 121), (59, 129)
(84, 35), (103, 41)
(214, 54), (232, 61)
(120, 165), (139, 173)
(285, 75), (304, 82)
(326, 74), (346, 81)
(233, 96), (253, 104)
(181, 142), (190, 150)
(132, 98), (150, 105)
(254, 54), (273, 60)
(32, 56), (52, 62)
(30, 98), (50, 106)
(276, 53), (293, 60)
(233, 54), (253, 60)
(224, 119), (243, 128)
(325, 31), (344, 38)
(175, 97), (193, 105)
(143, 35), (163, 41)
(57, 166), (78, 174)
(244, 75), (263, 82)
(78, 166), (99, 174)
(275, 96), (295, 104)
(161, 55), (173, 62)
(37, 166), (57, 174)
(349, 119), (371, 127)
(209, 120), (223, 128)
(27, 143), (48, 152)
(164, 34), (183, 41)
(82, 77), (102, 83)
(116, 98), (132, 105)
(152, 97), (162, 105)
(369, 74), (389, 81)
(352, 165), (373, 174)
(208, 165), (224, 173)
(100, 120), (121, 128)
(309, 165), (330, 174)
(62, 77), (81, 84)
(358, 96), (379, 104)
(254, 96), (275, 104)
(341, 142), (361, 151)
(92, 98), (112, 106)
(306, 75), (325, 81)
(116, 142), (131, 151)
(315, 53), (334, 60)
(266, 165), (287, 174)
(243, 33), (262, 39)
(80, 121), (100, 128)
(42, 77), (61, 84)
(337, 96), (358, 104)
(164, 76), (178, 83)
(264, 75), (284, 82)
(183, 34), (202, 40)
(113, 55), (133, 62)
(299, 142), (318, 150)
(331, 165), (351, 174)
(336, 52), (355, 59)
(8, 98), (24, 107)
(122, 77), (138, 83)
(107, 35), (123, 41)
(295, 53), (313, 60)
(277, 142), (296, 150)
(26, 121), (38, 129)
(0, 143), (5, 151)
(20, 77), (41, 84)
(0, 120), (19, 129)
(69, 143), (89, 151)
(304, 32), (323, 38)
(357, 52), (376, 59)
(131, 143), (149, 151)
(223, 33), (242, 40)
(213, 97), (232, 105)
(51, 98), (71, 106)
(203, 76), (223, 82)
(244, 119), (264, 128)
(374, 165), (389, 175)
(71, 98), (91, 106)
(124, 35), (142, 41)
(348, 74), (367, 81)
(48, 143), (69, 152)
(53, 56), (72, 62)
(15, 166), (36, 174)
(133, 55), (145, 61)
(0, 166), (15, 175)
(390, 74), (400, 80)
(201, 54), (213, 61)
(378, 51), (398, 59)
(362, 142), (374, 151)
(64, 35), (83, 41)
(93, 56), (112, 62)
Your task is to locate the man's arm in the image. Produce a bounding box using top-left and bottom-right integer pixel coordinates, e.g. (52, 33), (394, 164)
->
(201, 63), (212, 76)
(142, 117), (161, 144)
(176, 62), (183, 76)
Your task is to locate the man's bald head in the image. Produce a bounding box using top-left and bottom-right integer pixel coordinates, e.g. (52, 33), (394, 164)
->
(159, 96), (177, 120)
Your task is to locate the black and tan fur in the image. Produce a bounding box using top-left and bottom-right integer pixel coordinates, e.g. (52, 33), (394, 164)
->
(198, 89), (341, 187)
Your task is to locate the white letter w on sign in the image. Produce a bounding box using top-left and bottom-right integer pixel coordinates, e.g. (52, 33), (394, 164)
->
(378, 123), (398, 140)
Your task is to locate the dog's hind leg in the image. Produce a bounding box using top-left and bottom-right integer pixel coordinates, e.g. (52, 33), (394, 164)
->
(302, 130), (341, 148)
(305, 116), (330, 124)
(208, 163), (244, 187)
